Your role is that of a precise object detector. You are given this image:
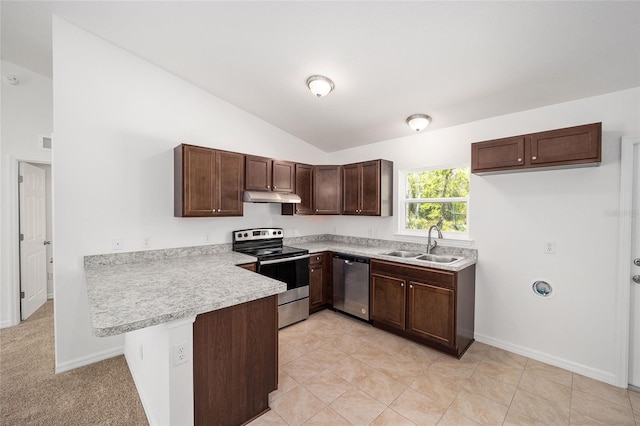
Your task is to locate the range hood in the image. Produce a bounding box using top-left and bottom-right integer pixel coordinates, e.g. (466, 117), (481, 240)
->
(243, 191), (301, 204)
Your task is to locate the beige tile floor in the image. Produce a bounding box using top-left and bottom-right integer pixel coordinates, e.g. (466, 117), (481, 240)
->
(249, 309), (640, 426)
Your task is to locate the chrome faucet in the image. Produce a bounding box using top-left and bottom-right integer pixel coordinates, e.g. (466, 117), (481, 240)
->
(427, 225), (443, 254)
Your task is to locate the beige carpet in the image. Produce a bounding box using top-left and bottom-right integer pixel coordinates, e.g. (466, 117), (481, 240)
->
(0, 300), (148, 425)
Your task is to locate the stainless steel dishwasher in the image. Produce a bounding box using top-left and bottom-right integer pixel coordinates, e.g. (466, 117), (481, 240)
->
(333, 253), (370, 321)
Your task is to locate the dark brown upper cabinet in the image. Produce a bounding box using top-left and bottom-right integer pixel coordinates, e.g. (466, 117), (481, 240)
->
(174, 144), (244, 217)
(245, 155), (295, 193)
(342, 160), (393, 216)
(313, 165), (341, 215)
(282, 163), (314, 216)
(471, 122), (601, 174)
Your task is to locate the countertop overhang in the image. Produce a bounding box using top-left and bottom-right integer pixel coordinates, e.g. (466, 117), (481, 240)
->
(84, 251), (286, 337)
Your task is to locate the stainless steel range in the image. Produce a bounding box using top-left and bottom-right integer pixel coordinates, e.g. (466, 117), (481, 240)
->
(232, 228), (309, 329)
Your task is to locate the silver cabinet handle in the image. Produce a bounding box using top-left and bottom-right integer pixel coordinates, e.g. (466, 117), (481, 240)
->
(532, 156), (537, 160)
(400, 283), (404, 287)
(409, 285), (413, 289)
(517, 158), (522, 162)
(260, 254), (310, 265)
(633, 275), (640, 284)
(634, 258), (640, 267)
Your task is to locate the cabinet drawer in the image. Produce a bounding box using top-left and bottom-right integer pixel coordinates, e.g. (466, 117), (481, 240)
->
(309, 254), (324, 267)
(370, 259), (454, 287)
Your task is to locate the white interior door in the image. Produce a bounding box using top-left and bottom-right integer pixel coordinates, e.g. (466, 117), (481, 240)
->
(19, 162), (47, 320)
(630, 142), (640, 388)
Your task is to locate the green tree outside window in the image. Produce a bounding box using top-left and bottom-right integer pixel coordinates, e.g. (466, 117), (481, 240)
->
(404, 167), (469, 232)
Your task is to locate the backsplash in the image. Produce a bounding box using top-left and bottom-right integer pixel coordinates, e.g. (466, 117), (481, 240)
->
(85, 233), (477, 268)
(285, 234), (477, 259)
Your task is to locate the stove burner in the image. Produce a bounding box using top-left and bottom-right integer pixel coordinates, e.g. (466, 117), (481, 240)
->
(253, 248), (280, 256)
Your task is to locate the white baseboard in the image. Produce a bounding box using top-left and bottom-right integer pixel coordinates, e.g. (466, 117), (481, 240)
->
(55, 346), (124, 374)
(47, 293), (54, 300)
(124, 349), (157, 426)
(0, 320), (16, 329)
(474, 332), (618, 387)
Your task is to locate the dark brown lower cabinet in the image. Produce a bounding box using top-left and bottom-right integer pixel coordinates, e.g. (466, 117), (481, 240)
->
(193, 295), (278, 426)
(407, 281), (455, 347)
(309, 252), (332, 314)
(370, 274), (406, 330)
(370, 260), (475, 358)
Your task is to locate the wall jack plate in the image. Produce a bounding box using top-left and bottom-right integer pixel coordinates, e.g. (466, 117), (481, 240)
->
(544, 241), (556, 254)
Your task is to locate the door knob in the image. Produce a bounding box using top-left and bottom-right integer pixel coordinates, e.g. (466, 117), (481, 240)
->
(43, 241), (51, 245)
(634, 258), (640, 267)
(634, 275), (640, 284)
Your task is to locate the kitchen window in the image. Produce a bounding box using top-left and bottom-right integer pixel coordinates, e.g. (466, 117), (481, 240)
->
(398, 166), (470, 238)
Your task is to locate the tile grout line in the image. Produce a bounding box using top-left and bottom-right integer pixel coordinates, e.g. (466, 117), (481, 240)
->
(499, 355), (527, 425)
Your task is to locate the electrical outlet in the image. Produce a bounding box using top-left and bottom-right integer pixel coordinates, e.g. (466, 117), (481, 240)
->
(112, 238), (123, 250)
(173, 342), (188, 366)
(544, 241), (556, 254)
(143, 237), (151, 248)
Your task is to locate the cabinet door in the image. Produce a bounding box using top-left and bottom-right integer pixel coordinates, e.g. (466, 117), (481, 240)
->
(193, 296), (277, 426)
(313, 165), (341, 214)
(471, 136), (526, 172)
(272, 160), (295, 193)
(530, 122), (601, 166)
(295, 164), (314, 214)
(407, 281), (454, 348)
(360, 161), (381, 215)
(309, 264), (324, 311)
(245, 155), (272, 191)
(371, 273), (406, 331)
(342, 163), (360, 215)
(216, 151), (244, 216)
(181, 145), (216, 217)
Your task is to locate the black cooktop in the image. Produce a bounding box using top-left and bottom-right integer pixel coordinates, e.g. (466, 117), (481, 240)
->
(235, 245), (307, 260)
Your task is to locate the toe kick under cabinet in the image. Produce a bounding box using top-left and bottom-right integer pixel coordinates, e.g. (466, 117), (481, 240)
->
(370, 259), (476, 358)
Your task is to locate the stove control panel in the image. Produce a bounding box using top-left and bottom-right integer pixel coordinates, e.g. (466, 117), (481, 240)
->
(233, 228), (283, 242)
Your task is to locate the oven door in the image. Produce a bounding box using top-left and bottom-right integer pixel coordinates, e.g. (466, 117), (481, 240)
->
(257, 254), (310, 294)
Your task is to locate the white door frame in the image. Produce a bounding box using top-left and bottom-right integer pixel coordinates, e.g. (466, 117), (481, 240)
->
(6, 156), (52, 326)
(616, 136), (640, 388)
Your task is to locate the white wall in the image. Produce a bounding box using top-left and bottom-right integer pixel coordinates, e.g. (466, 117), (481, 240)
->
(0, 60), (52, 327)
(328, 88), (640, 384)
(52, 18), (329, 371)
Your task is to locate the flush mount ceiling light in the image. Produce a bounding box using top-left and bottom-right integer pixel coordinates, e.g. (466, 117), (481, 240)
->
(406, 114), (432, 132)
(306, 75), (335, 98)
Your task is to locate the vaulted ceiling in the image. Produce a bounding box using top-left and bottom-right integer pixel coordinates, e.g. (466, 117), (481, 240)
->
(2, 1), (639, 152)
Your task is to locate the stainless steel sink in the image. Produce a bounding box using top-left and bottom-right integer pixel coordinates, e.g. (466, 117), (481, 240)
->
(415, 254), (462, 264)
(381, 250), (423, 258)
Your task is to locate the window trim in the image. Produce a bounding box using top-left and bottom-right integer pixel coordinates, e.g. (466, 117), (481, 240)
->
(397, 164), (471, 240)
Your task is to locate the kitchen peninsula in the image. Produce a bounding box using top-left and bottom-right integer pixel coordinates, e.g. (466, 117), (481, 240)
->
(84, 247), (285, 426)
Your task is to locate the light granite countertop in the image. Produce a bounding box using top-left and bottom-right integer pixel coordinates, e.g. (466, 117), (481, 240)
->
(291, 242), (477, 272)
(84, 251), (285, 337)
(84, 234), (476, 337)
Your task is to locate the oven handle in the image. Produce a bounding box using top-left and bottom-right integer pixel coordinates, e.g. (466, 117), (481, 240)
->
(259, 254), (310, 265)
